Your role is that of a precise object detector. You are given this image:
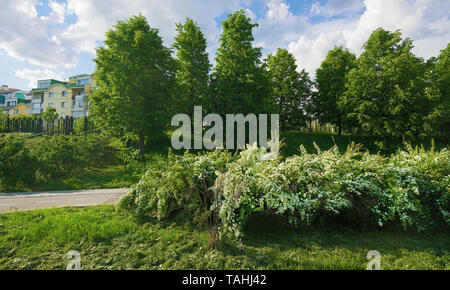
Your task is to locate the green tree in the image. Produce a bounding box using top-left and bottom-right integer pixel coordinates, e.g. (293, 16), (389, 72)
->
(429, 43), (450, 140)
(213, 10), (272, 115)
(316, 46), (357, 135)
(42, 107), (58, 123)
(172, 18), (211, 116)
(342, 28), (435, 144)
(266, 48), (310, 130)
(91, 15), (176, 157)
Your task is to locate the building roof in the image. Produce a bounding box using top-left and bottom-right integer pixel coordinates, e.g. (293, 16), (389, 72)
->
(31, 74), (93, 91)
(69, 74), (91, 80)
(0, 88), (19, 93)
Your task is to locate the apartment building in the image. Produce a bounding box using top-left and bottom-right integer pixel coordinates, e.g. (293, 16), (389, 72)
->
(1, 90), (32, 117)
(31, 74), (96, 118)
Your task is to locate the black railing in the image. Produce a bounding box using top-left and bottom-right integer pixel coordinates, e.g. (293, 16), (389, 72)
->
(0, 116), (95, 136)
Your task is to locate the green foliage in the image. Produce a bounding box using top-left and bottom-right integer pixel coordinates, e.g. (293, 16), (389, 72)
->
(117, 150), (234, 227)
(119, 142), (449, 242)
(0, 134), (123, 191)
(266, 48), (312, 130)
(42, 107), (58, 124)
(215, 144), (449, 240)
(0, 135), (37, 191)
(29, 134), (120, 180)
(315, 46), (357, 135)
(172, 18), (211, 116)
(91, 14), (177, 157)
(213, 10), (274, 115)
(428, 43), (450, 141)
(342, 28), (437, 145)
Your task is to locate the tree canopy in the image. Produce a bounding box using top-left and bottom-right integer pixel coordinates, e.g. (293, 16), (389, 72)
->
(172, 18), (211, 116)
(213, 10), (273, 115)
(90, 14), (176, 157)
(266, 48), (310, 130)
(315, 46), (357, 135)
(342, 28), (436, 145)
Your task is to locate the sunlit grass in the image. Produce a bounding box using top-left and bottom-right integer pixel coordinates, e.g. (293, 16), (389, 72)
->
(0, 205), (448, 270)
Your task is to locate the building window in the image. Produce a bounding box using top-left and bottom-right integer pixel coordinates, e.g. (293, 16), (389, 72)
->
(62, 91), (67, 97)
(38, 80), (51, 89)
(48, 103), (54, 108)
(61, 101), (66, 108)
(76, 78), (90, 86)
(49, 92), (54, 98)
(33, 103), (41, 109)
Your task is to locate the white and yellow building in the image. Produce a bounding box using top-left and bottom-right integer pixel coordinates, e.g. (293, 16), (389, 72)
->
(31, 74), (96, 119)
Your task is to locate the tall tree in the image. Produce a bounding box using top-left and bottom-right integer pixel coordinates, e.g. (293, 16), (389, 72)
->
(266, 48), (309, 130)
(316, 46), (356, 135)
(90, 15), (176, 157)
(213, 10), (272, 115)
(342, 28), (434, 144)
(429, 43), (450, 141)
(172, 18), (211, 116)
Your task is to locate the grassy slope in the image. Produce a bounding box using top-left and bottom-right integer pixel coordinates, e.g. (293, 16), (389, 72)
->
(0, 165), (140, 193)
(0, 205), (448, 270)
(6, 131), (445, 193)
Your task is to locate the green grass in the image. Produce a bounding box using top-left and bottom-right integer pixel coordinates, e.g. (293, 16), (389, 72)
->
(280, 131), (447, 156)
(0, 165), (141, 193)
(0, 205), (448, 270)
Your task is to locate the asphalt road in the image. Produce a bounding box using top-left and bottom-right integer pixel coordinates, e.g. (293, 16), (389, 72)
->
(0, 188), (129, 213)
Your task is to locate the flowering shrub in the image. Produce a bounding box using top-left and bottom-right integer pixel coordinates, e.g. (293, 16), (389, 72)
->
(118, 143), (449, 242)
(117, 150), (234, 227)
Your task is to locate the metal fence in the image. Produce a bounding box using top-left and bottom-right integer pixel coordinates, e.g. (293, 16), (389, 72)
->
(0, 116), (94, 136)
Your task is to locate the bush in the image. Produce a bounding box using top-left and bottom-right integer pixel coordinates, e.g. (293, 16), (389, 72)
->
(117, 150), (234, 227)
(0, 135), (37, 191)
(118, 143), (449, 242)
(29, 134), (121, 180)
(0, 133), (123, 190)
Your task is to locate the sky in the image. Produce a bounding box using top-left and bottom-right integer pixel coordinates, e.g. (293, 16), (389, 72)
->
(0, 0), (449, 90)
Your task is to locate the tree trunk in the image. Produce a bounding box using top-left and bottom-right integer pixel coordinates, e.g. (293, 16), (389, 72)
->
(338, 117), (342, 136)
(138, 130), (145, 159)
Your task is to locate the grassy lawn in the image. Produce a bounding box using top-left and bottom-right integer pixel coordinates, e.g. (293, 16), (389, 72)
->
(0, 205), (448, 270)
(0, 165), (140, 193)
(32, 165), (141, 192)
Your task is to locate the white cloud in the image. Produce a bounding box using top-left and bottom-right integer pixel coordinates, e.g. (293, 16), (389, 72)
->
(311, 0), (365, 17)
(1, 0), (250, 70)
(15, 68), (63, 88)
(61, 0), (249, 55)
(289, 0), (450, 77)
(40, 1), (66, 23)
(0, 0), (77, 68)
(253, 0), (308, 51)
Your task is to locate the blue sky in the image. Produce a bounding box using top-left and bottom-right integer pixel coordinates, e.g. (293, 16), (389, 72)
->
(1, 0), (449, 90)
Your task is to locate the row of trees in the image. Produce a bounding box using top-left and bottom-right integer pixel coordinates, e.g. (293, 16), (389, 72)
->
(91, 11), (449, 156)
